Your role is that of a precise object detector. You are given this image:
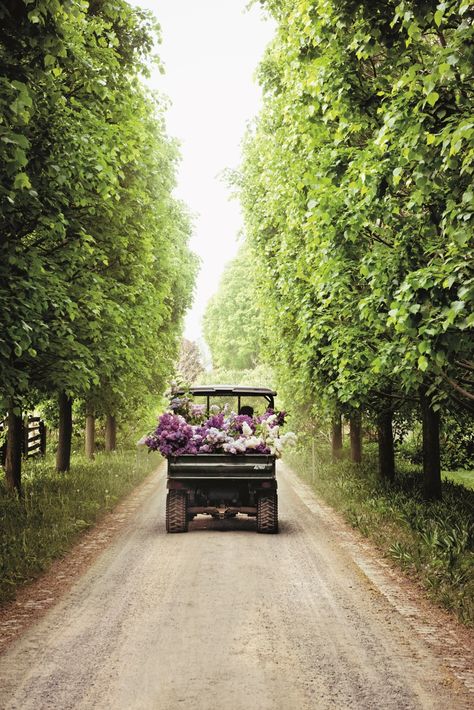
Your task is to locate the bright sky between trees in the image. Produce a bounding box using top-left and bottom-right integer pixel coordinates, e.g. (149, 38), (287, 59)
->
(129, 0), (275, 342)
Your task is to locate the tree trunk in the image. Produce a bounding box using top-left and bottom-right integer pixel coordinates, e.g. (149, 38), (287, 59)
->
(85, 414), (95, 459)
(56, 391), (73, 473)
(331, 414), (343, 461)
(377, 409), (395, 482)
(39, 421), (47, 456)
(105, 415), (117, 452)
(420, 390), (441, 500)
(5, 408), (22, 495)
(350, 412), (362, 463)
(23, 414), (31, 458)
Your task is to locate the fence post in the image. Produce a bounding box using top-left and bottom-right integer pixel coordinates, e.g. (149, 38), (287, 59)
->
(39, 421), (47, 456)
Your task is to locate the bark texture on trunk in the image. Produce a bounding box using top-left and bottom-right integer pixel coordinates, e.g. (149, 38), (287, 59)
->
(56, 391), (73, 473)
(350, 412), (362, 463)
(105, 415), (117, 452)
(420, 391), (441, 500)
(377, 409), (395, 482)
(85, 414), (95, 459)
(5, 409), (22, 495)
(331, 414), (343, 462)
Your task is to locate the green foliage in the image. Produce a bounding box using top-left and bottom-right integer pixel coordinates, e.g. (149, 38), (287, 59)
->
(237, 0), (474, 423)
(0, 448), (161, 603)
(287, 446), (474, 625)
(440, 412), (474, 470)
(0, 0), (197, 419)
(396, 411), (474, 470)
(203, 244), (267, 370)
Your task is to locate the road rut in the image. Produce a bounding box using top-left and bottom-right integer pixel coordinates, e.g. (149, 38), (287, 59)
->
(0, 463), (472, 710)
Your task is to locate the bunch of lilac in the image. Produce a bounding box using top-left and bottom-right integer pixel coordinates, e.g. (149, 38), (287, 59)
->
(142, 406), (295, 458)
(257, 409), (286, 426)
(168, 395), (207, 424)
(144, 413), (198, 456)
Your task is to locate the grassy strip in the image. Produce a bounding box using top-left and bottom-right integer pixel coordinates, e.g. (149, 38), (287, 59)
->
(286, 446), (474, 626)
(0, 448), (162, 604)
(444, 469), (474, 490)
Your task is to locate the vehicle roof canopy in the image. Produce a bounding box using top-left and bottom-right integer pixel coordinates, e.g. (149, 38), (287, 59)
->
(176, 385), (277, 397)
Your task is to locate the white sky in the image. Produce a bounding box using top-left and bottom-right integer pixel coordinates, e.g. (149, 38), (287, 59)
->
(129, 0), (275, 342)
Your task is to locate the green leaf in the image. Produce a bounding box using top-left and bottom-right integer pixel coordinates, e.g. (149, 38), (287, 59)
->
(13, 172), (32, 190)
(426, 92), (440, 107)
(418, 355), (429, 372)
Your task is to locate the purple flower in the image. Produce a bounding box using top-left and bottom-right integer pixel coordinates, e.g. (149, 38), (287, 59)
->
(206, 413), (226, 430)
(258, 408), (286, 426)
(230, 414), (256, 434)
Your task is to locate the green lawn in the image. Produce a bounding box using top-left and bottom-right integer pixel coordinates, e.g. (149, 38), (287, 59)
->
(444, 469), (474, 490)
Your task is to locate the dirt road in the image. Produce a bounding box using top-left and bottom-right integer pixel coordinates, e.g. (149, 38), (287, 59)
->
(0, 463), (472, 710)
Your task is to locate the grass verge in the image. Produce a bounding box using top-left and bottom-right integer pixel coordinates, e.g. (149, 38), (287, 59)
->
(286, 446), (474, 626)
(0, 448), (162, 604)
(444, 469), (474, 490)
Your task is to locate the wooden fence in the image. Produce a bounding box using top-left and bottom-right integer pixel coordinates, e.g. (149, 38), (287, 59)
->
(1, 415), (47, 466)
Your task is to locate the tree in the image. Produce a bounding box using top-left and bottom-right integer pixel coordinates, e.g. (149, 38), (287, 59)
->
(237, 0), (474, 498)
(0, 0), (197, 482)
(203, 244), (266, 370)
(177, 339), (204, 385)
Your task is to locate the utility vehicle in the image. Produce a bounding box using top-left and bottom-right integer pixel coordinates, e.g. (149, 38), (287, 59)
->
(166, 385), (278, 534)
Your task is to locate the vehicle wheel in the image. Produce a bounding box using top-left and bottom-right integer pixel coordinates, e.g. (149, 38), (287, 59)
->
(166, 490), (188, 533)
(257, 493), (278, 533)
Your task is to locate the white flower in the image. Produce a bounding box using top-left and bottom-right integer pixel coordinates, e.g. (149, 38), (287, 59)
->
(224, 437), (247, 454)
(245, 436), (264, 449)
(223, 438), (246, 454)
(242, 421), (253, 437)
(137, 436), (148, 446)
(206, 427), (227, 444)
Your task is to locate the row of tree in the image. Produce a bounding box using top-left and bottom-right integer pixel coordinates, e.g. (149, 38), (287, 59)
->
(203, 243), (265, 371)
(0, 0), (197, 494)
(227, 0), (473, 498)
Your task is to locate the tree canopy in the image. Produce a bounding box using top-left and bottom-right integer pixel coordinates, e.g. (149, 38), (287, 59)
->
(236, 0), (473, 496)
(238, 0), (473, 415)
(0, 0), (197, 422)
(203, 244), (266, 371)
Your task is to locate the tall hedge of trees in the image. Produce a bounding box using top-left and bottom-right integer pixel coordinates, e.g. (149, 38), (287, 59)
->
(238, 0), (473, 498)
(203, 244), (266, 370)
(0, 0), (197, 492)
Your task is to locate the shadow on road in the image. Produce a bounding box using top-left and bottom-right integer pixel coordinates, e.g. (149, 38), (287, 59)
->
(186, 515), (293, 535)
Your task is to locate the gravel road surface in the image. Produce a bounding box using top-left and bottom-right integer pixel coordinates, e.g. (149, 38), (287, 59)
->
(0, 463), (472, 710)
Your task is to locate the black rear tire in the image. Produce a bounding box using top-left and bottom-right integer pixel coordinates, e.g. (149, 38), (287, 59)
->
(166, 490), (188, 533)
(257, 493), (278, 533)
